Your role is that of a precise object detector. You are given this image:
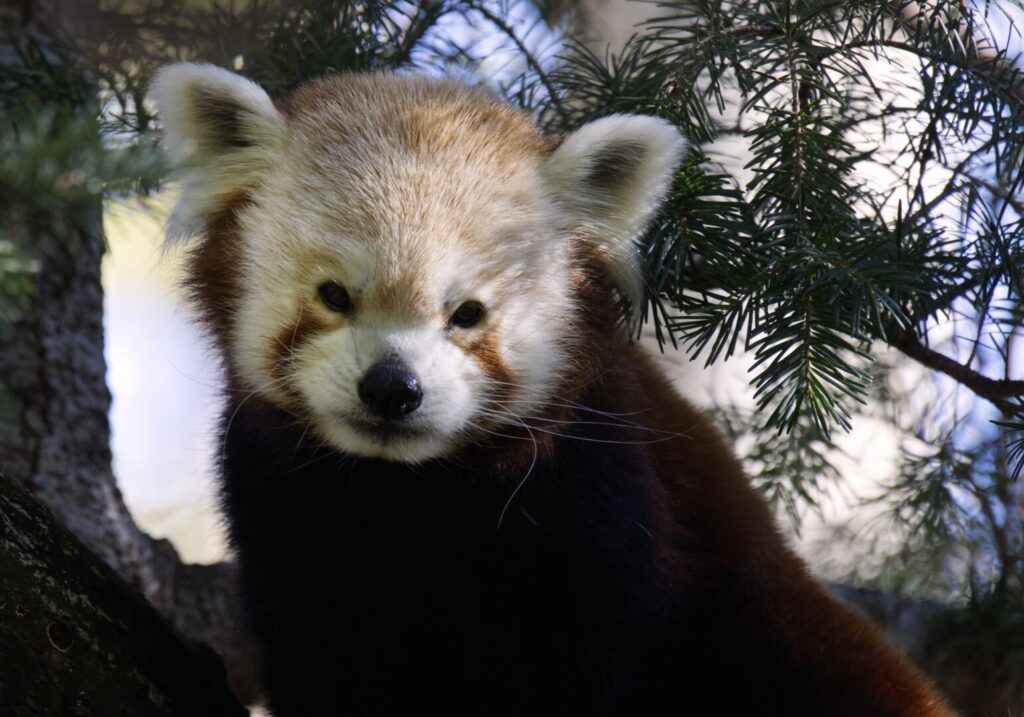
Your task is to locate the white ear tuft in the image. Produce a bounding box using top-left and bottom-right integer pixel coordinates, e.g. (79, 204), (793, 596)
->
(543, 114), (687, 319)
(150, 63), (285, 241)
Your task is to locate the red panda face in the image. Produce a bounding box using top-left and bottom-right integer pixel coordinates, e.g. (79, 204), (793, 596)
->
(152, 67), (686, 463)
(228, 133), (576, 462)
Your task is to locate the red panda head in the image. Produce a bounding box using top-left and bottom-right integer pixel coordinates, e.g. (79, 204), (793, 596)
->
(152, 64), (686, 463)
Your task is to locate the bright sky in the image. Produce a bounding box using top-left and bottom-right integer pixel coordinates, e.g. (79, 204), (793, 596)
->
(103, 198), (227, 563)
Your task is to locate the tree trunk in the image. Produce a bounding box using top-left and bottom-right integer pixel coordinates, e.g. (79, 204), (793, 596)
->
(0, 206), (256, 702)
(0, 10), (258, 703)
(0, 468), (246, 716)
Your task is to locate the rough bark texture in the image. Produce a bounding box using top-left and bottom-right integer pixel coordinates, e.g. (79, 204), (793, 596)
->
(0, 209), (258, 703)
(0, 469), (246, 717)
(0, 208), (138, 580)
(0, 8), (258, 695)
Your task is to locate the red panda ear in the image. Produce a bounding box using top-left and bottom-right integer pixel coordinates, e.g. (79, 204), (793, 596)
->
(150, 63), (285, 242)
(542, 115), (687, 322)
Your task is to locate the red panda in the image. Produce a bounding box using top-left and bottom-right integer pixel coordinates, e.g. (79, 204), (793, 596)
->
(152, 64), (956, 716)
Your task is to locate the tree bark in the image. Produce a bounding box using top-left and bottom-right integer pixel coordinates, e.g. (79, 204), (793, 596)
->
(0, 468), (246, 716)
(0, 209), (257, 702)
(0, 11), (258, 703)
(0, 200), (260, 707)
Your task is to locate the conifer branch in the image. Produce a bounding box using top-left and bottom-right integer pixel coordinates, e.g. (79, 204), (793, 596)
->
(468, 2), (569, 124)
(390, 0), (449, 66)
(891, 0), (1024, 111)
(894, 330), (1024, 411)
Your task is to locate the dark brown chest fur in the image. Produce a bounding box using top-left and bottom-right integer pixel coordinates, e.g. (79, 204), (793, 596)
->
(220, 349), (951, 716)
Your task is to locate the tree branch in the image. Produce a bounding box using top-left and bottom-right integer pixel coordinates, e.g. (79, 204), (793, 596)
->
(389, 0), (449, 66)
(469, 2), (570, 125)
(889, 0), (1024, 111)
(0, 470), (246, 716)
(894, 330), (1024, 412)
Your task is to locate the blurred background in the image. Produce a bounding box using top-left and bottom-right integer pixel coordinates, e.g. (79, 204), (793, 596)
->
(3, 0), (1024, 713)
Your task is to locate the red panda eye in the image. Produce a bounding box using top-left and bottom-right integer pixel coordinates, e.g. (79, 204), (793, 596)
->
(451, 301), (485, 328)
(318, 281), (352, 313)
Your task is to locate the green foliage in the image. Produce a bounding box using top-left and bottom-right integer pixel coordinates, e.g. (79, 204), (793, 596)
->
(241, 1), (443, 92)
(510, 0), (1022, 482)
(1001, 413), (1024, 482)
(524, 0), (1023, 441)
(716, 402), (840, 529)
(489, 0), (1024, 619)
(926, 587), (1024, 709)
(0, 31), (163, 322)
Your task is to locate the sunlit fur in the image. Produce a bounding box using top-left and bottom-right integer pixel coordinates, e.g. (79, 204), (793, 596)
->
(152, 65), (683, 462)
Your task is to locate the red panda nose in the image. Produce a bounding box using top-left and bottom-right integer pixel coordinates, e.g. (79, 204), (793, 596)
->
(357, 359), (423, 420)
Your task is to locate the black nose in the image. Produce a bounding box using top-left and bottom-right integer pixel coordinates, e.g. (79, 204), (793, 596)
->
(357, 359), (423, 420)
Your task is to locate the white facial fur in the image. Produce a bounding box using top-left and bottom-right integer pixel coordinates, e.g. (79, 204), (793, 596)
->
(230, 176), (575, 462)
(152, 64), (686, 463)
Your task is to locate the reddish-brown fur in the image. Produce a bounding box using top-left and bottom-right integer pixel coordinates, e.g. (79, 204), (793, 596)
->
(626, 352), (952, 714)
(183, 196), (247, 360)
(507, 253), (958, 716)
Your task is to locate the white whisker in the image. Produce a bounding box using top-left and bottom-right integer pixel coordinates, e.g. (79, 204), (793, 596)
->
(220, 372), (293, 463)
(479, 400), (681, 436)
(475, 405), (686, 446)
(496, 415), (538, 533)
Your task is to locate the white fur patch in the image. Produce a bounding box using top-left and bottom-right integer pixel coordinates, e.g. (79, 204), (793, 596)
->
(294, 323), (483, 462)
(543, 115), (688, 319)
(150, 63), (285, 240)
